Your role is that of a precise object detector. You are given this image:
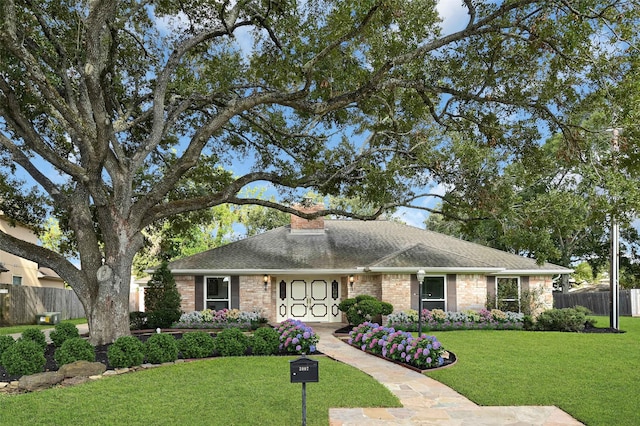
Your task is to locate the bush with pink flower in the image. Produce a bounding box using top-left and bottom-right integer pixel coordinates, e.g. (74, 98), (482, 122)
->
(348, 322), (448, 369)
(277, 319), (319, 354)
(386, 308), (524, 331)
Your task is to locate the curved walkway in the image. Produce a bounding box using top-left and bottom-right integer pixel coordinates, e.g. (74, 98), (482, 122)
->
(313, 323), (582, 426)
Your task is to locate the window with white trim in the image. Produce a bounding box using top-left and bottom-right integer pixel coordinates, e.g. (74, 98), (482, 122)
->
(421, 276), (446, 311)
(205, 277), (229, 310)
(496, 277), (520, 312)
(12, 275), (22, 286)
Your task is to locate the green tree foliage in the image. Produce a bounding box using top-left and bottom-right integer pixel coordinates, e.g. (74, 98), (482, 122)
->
(144, 261), (182, 329)
(425, 134), (640, 270)
(0, 0), (637, 343)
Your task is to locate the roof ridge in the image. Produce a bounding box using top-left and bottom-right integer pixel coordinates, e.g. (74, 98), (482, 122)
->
(367, 242), (497, 268)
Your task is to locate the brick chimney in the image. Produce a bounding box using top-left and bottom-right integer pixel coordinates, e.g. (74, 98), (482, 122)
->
(290, 202), (325, 233)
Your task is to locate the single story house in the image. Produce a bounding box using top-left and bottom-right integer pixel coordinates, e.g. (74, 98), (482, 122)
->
(167, 204), (571, 323)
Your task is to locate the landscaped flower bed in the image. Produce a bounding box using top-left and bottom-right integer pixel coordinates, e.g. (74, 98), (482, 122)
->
(171, 308), (268, 330)
(347, 322), (450, 370)
(1, 319), (320, 384)
(277, 319), (319, 354)
(386, 308), (524, 331)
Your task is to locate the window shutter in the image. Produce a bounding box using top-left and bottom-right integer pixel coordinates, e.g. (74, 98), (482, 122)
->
(195, 276), (204, 311)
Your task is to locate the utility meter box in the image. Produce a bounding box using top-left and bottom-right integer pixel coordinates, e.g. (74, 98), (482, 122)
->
(290, 356), (319, 383)
(36, 312), (61, 325)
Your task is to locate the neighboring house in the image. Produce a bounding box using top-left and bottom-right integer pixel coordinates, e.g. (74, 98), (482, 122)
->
(0, 215), (65, 289)
(167, 204), (571, 324)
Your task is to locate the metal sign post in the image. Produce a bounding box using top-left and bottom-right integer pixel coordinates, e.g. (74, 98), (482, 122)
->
(290, 355), (319, 426)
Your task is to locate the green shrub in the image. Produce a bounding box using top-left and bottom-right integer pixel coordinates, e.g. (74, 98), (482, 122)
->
(213, 327), (249, 357)
(49, 322), (80, 347)
(1, 339), (46, 376)
(144, 333), (178, 364)
(129, 311), (148, 330)
(0, 335), (15, 359)
(178, 332), (215, 359)
(19, 328), (47, 350)
(145, 261), (182, 329)
(107, 336), (145, 368)
(250, 327), (280, 356)
(54, 337), (96, 366)
(534, 307), (587, 332)
(338, 295), (394, 325)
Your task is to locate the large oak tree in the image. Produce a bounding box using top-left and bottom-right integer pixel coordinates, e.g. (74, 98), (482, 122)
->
(0, 0), (636, 343)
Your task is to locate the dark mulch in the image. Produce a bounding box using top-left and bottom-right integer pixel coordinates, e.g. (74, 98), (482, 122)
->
(582, 323), (626, 333)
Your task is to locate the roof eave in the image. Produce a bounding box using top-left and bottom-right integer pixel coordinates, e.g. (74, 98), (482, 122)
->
(491, 269), (573, 275)
(169, 268), (362, 276)
(358, 266), (505, 274)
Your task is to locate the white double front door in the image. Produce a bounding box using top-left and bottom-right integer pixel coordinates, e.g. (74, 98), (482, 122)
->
(276, 277), (342, 323)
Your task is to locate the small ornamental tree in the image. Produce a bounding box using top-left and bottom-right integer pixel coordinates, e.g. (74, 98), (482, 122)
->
(338, 295), (393, 326)
(145, 261), (182, 329)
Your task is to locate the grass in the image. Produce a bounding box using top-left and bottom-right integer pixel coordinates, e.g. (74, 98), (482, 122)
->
(0, 356), (400, 425)
(0, 318), (87, 336)
(427, 316), (640, 426)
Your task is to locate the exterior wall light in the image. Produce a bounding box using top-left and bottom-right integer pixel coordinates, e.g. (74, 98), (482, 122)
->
(349, 275), (354, 289)
(263, 274), (269, 290)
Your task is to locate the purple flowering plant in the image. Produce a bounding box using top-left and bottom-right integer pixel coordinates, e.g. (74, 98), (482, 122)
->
(348, 322), (447, 369)
(172, 308), (267, 330)
(387, 308), (524, 331)
(277, 319), (319, 355)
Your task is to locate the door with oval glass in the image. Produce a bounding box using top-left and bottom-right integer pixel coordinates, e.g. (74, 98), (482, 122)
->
(277, 277), (342, 322)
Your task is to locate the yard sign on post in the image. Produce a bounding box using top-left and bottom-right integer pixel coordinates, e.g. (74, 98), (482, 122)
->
(290, 355), (319, 426)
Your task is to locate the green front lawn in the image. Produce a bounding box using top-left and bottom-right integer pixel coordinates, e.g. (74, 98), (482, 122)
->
(427, 316), (640, 426)
(0, 356), (400, 425)
(0, 318), (87, 336)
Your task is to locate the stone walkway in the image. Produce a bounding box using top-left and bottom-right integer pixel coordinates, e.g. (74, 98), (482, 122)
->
(313, 323), (583, 426)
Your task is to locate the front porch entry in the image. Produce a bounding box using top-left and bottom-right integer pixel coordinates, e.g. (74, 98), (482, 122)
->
(276, 276), (342, 323)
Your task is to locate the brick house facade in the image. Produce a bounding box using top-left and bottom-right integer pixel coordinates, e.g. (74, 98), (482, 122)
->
(167, 208), (569, 323)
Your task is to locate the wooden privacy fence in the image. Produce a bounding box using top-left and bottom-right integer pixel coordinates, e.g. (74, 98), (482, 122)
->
(553, 290), (632, 316)
(0, 283), (85, 326)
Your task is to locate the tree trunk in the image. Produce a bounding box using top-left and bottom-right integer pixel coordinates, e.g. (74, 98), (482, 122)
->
(80, 263), (132, 345)
(561, 274), (570, 294)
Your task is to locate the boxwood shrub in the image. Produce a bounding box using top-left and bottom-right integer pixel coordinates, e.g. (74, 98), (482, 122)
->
(0, 335), (15, 358)
(107, 336), (145, 368)
(178, 332), (215, 359)
(533, 307), (589, 332)
(54, 337), (96, 366)
(49, 322), (80, 347)
(144, 333), (178, 364)
(1, 339), (46, 376)
(19, 328), (47, 350)
(250, 327), (279, 356)
(213, 327), (249, 357)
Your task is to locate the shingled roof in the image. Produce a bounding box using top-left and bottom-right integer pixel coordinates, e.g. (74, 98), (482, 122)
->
(167, 220), (570, 276)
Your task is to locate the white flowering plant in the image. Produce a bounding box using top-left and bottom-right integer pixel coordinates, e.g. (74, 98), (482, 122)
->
(172, 308), (267, 330)
(387, 308), (524, 331)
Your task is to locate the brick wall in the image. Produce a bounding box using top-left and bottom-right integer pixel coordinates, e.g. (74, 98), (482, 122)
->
(239, 275), (277, 323)
(349, 274), (382, 300)
(175, 275), (196, 312)
(456, 274), (488, 311)
(381, 274), (411, 312)
(528, 275), (554, 315)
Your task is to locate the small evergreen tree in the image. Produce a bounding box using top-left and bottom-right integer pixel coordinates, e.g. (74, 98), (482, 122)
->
(145, 261), (182, 329)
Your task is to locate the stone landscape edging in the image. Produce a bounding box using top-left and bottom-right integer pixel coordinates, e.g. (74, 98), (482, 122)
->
(0, 358), (193, 395)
